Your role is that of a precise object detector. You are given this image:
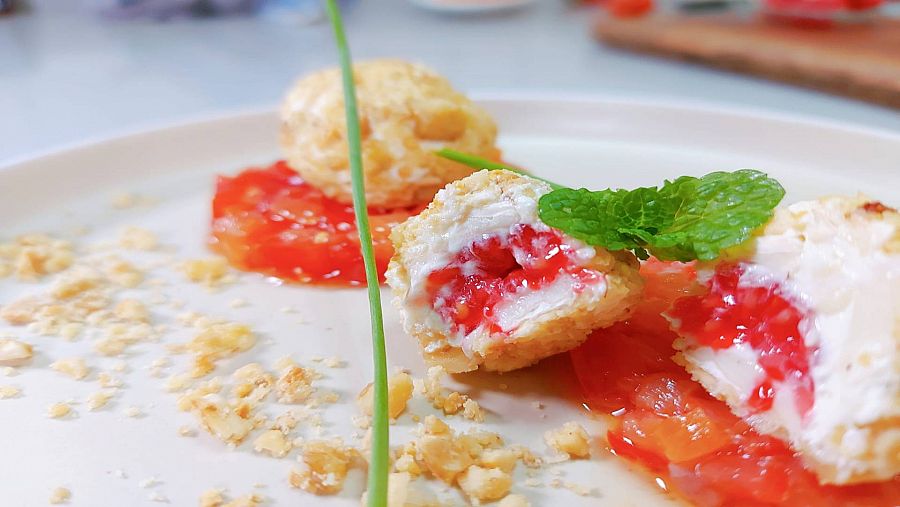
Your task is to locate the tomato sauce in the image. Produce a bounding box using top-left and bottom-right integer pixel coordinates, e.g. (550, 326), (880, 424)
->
(570, 259), (899, 506)
(211, 161), (422, 286)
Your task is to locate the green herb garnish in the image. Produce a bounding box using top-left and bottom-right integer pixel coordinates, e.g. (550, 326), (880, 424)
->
(437, 149), (783, 261)
(435, 148), (564, 190)
(538, 170), (785, 261)
(324, 2), (389, 506)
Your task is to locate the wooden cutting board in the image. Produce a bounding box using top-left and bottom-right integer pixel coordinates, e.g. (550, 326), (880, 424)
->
(595, 15), (900, 109)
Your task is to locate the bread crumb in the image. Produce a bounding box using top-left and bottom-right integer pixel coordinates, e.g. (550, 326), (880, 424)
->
(148, 491), (169, 503)
(97, 372), (123, 388)
(458, 465), (513, 504)
(275, 366), (315, 404)
(253, 429), (293, 458)
(498, 494), (531, 507)
(544, 422), (591, 459)
(357, 371), (413, 419)
(0, 385), (20, 399)
(139, 476), (159, 488)
(50, 357), (90, 380)
(289, 439), (358, 495)
(480, 448), (519, 473)
(0, 234), (73, 281)
(191, 395), (255, 445)
(199, 489), (224, 507)
(178, 425), (196, 437)
(223, 493), (265, 507)
(87, 390), (115, 410)
(119, 226), (158, 251)
(49, 486), (71, 504)
(47, 402), (72, 419)
(0, 338), (33, 366)
(184, 323), (255, 378)
(114, 299), (150, 322)
(381, 472), (438, 507)
(182, 258), (230, 286)
(124, 406), (143, 418)
(463, 398), (485, 422)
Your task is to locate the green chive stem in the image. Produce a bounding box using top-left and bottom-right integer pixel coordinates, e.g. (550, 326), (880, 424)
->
(323, 2), (389, 506)
(435, 148), (565, 190)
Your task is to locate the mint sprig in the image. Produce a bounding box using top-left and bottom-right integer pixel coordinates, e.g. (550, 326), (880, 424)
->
(324, 2), (390, 506)
(538, 170), (785, 261)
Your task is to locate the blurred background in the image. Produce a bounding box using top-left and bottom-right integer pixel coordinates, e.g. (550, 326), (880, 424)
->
(1, 0), (898, 163)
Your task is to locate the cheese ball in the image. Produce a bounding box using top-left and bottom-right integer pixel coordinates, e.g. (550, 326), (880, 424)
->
(280, 59), (499, 208)
(386, 170), (643, 373)
(669, 196), (900, 485)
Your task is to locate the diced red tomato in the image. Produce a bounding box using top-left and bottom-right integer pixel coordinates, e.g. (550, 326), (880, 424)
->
(210, 161), (422, 286)
(570, 258), (899, 506)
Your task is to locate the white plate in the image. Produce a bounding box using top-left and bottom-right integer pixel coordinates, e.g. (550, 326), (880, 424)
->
(1, 96), (898, 507)
(407, 0), (536, 14)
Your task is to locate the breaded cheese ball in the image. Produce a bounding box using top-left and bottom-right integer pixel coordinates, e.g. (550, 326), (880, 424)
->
(386, 170), (643, 373)
(670, 196), (900, 485)
(280, 59), (499, 208)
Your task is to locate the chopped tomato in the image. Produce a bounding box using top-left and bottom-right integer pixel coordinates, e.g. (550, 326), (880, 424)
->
(570, 258), (899, 506)
(210, 161), (422, 286)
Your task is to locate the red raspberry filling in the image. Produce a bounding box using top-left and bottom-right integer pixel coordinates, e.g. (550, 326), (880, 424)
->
(424, 224), (599, 335)
(667, 263), (815, 416)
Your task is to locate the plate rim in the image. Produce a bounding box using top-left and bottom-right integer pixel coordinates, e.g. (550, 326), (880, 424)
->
(3, 92), (898, 172)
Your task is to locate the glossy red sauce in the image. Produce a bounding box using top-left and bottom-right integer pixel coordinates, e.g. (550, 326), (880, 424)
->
(570, 259), (899, 506)
(667, 262), (814, 417)
(425, 224), (598, 335)
(211, 161), (422, 286)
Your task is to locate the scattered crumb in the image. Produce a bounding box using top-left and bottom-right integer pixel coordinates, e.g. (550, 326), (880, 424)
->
(458, 465), (513, 504)
(0, 385), (20, 399)
(181, 257), (230, 286)
(148, 491), (169, 503)
(123, 406), (143, 418)
(0, 234), (73, 281)
(119, 226), (159, 250)
(253, 429), (293, 458)
(499, 494), (531, 507)
(199, 489), (224, 507)
(0, 338), (33, 366)
(182, 322), (255, 378)
(50, 357), (90, 380)
(544, 422), (591, 459)
(229, 298), (248, 309)
(47, 402), (72, 419)
(178, 425), (196, 437)
(289, 439), (360, 495)
(190, 395), (254, 445)
(87, 390), (115, 410)
(275, 366), (315, 404)
(357, 371), (413, 419)
(323, 356), (344, 368)
(139, 476), (159, 488)
(49, 486), (71, 504)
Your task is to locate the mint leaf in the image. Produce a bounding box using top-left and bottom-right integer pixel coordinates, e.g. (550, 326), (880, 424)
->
(538, 170), (785, 261)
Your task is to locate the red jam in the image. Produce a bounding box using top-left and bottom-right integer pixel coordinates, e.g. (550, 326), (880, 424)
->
(424, 224), (598, 335)
(667, 262), (815, 417)
(570, 259), (899, 507)
(211, 161), (422, 286)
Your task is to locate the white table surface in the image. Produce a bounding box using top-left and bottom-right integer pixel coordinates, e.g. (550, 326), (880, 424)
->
(2, 0), (899, 164)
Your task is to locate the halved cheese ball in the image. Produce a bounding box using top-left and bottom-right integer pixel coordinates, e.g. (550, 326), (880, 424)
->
(386, 170), (643, 373)
(668, 196), (900, 485)
(280, 59), (499, 208)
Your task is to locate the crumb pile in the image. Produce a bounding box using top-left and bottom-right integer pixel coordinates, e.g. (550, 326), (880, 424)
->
(0, 194), (601, 505)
